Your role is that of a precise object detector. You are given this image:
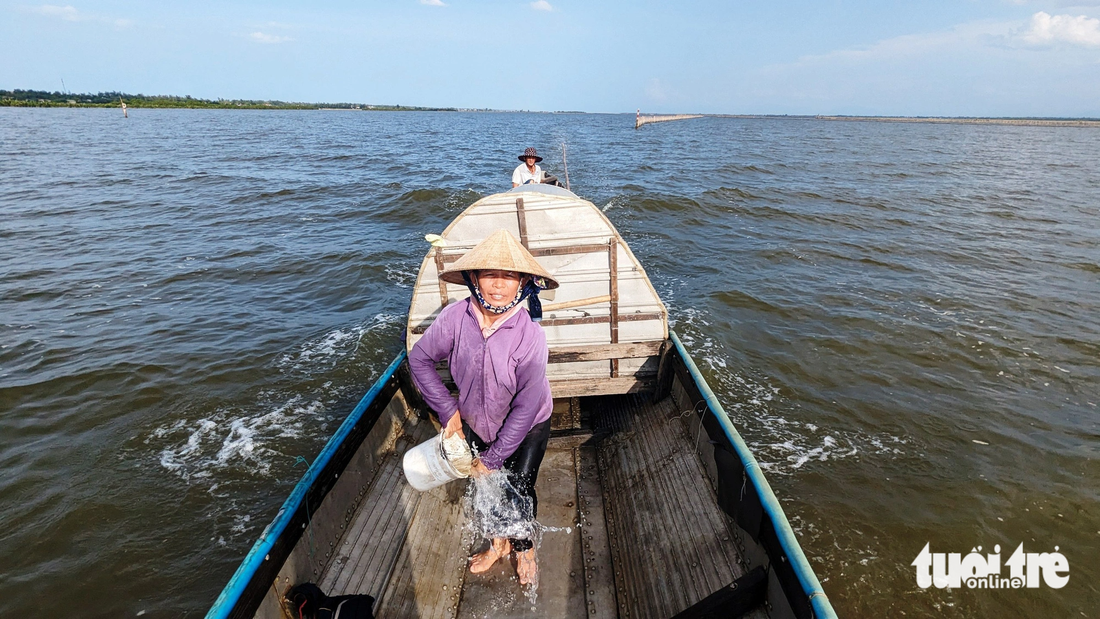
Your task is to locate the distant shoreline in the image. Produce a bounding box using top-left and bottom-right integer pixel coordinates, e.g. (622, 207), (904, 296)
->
(4, 89), (1098, 126)
(0, 89), (460, 112)
(717, 114), (1100, 128)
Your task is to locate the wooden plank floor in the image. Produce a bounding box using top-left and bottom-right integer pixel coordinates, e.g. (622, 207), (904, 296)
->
(455, 448), (595, 619)
(319, 445), (612, 619)
(374, 481), (469, 619)
(595, 394), (748, 619)
(321, 450), (420, 597)
(318, 394), (758, 618)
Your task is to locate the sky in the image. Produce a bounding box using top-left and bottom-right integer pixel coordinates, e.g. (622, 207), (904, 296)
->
(3, 0), (1100, 116)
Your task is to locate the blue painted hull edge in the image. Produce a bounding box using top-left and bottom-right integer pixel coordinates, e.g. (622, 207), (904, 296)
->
(204, 350), (408, 619)
(670, 330), (837, 618)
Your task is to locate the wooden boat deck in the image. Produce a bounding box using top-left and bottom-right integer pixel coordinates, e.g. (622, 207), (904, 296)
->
(597, 396), (751, 619)
(316, 394), (763, 618)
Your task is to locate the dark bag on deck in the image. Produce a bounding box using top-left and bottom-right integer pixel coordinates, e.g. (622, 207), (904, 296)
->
(285, 583), (375, 619)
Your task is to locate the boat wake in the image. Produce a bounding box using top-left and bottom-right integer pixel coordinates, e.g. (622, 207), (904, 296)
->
(672, 308), (909, 477)
(148, 314), (402, 488)
(152, 394), (322, 482)
(278, 313), (400, 372)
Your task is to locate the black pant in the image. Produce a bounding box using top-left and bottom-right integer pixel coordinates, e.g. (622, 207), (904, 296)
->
(462, 418), (551, 552)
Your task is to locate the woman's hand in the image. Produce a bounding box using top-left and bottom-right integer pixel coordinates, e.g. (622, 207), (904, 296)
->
(469, 458), (492, 478)
(443, 411), (464, 439)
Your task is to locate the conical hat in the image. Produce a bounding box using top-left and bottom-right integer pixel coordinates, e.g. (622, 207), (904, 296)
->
(439, 229), (559, 290)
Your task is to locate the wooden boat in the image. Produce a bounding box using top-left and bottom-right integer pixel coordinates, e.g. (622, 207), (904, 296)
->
(207, 185), (837, 619)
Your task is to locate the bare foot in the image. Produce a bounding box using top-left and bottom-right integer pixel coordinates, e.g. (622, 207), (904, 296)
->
(516, 548), (538, 586)
(469, 538), (510, 574)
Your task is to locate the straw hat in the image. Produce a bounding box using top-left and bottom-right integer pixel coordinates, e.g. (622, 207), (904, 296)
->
(439, 229), (559, 290)
(518, 147), (543, 163)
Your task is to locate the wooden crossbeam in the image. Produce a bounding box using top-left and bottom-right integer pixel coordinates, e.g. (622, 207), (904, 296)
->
(547, 341), (662, 363)
(549, 376), (656, 398)
(437, 242), (610, 264)
(539, 312), (664, 328)
(409, 311), (664, 334)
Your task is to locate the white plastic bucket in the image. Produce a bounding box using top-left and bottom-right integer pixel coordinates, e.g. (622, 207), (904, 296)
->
(402, 433), (471, 491)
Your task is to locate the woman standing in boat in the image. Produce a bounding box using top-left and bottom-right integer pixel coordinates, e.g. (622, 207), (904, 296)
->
(408, 229), (558, 586)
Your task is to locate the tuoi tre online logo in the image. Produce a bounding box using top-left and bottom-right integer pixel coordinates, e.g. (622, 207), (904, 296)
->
(912, 543), (1069, 589)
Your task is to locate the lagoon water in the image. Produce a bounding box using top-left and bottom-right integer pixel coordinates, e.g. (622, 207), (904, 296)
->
(1, 108), (1097, 617)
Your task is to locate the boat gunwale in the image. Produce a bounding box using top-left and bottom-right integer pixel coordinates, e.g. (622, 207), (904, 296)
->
(669, 330), (837, 619)
(204, 350), (408, 619)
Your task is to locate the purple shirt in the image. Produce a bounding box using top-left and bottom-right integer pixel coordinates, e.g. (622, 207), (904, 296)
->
(409, 298), (553, 470)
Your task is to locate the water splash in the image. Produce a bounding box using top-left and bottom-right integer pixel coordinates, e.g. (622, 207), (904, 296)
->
(466, 470), (535, 541)
(461, 465), (572, 607)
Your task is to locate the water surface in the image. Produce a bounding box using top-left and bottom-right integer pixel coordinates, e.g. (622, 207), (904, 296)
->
(1, 108), (1097, 616)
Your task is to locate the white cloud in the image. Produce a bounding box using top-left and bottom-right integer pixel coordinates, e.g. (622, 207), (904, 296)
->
(531, 0), (553, 11)
(782, 20), (1014, 68)
(1020, 11), (1100, 46)
(249, 31), (293, 44)
(420, 0), (447, 5)
(743, 14), (1100, 116)
(32, 5), (81, 21)
(27, 4), (134, 28)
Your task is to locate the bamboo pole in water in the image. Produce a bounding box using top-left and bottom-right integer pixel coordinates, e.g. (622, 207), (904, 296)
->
(562, 142), (570, 191)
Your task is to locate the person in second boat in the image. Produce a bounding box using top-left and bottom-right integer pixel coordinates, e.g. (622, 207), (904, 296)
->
(512, 147), (544, 187)
(408, 229), (558, 586)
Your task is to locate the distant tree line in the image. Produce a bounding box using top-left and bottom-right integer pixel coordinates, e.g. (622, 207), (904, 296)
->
(0, 89), (455, 111)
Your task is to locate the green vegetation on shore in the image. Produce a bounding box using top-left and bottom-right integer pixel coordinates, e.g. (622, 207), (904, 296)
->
(0, 89), (456, 111)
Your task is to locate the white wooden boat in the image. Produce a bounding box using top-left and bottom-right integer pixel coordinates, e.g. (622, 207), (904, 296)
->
(408, 185), (667, 398)
(207, 185), (836, 619)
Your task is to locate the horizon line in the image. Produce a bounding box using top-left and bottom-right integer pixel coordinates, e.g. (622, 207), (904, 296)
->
(3, 89), (1099, 123)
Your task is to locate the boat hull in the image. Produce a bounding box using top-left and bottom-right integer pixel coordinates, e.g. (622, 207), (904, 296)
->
(206, 334), (835, 619)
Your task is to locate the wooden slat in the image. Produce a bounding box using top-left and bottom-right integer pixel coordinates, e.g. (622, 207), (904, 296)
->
(547, 341), (662, 363)
(550, 376), (655, 398)
(576, 446), (619, 617)
(515, 197), (529, 248)
(410, 311), (665, 334)
(433, 248), (449, 307)
(530, 243), (610, 258)
(431, 343), (658, 366)
(596, 395), (746, 618)
(538, 311), (665, 329)
(438, 243), (611, 264)
(608, 238), (620, 378)
(373, 484), (468, 619)
(541, 294), (611, 313)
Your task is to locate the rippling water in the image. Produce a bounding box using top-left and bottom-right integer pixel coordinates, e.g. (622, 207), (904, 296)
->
(1, 108), (1097, 617)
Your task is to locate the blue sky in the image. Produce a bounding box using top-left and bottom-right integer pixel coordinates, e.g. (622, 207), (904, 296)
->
(3, 1), (1100, 116)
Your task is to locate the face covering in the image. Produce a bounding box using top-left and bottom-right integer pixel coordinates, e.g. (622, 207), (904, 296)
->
(462, 271), (547, 322)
